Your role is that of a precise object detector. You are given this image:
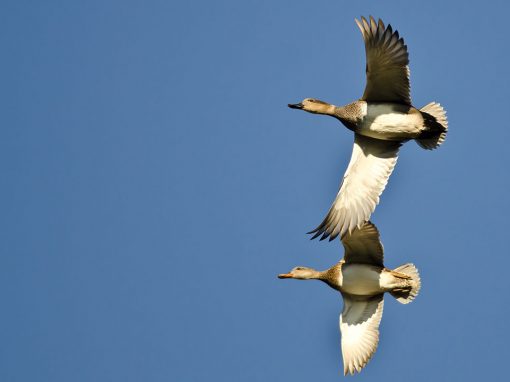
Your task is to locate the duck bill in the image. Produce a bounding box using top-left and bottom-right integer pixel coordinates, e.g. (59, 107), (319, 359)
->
(288, 103), (303, 110)
(278, 273), (294, 279)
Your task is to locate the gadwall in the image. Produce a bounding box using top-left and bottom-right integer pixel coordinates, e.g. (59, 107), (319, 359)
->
(288, 16), (448, 241)
(278, 222), (421, 375)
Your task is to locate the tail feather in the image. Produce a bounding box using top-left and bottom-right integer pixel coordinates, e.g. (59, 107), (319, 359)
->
(417, 102), (448, 150)
(390, 263), (421, 304)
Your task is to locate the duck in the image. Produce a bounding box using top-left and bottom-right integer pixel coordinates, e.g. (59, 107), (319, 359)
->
(288, 16), (448, 241)
(278, 221), (421, 375)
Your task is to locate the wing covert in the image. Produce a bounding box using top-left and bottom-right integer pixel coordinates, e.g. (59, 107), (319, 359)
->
(341, 222), (384, 266)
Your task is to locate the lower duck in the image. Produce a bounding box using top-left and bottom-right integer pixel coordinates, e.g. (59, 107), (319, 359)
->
(278, 222), (421, 375)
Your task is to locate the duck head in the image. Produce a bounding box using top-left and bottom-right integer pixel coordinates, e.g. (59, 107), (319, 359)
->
(278, 266), (320, 280)
(288, 98), (335, 115)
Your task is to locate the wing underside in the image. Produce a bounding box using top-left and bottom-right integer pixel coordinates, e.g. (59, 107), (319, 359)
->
(309, 134), (401, 241)
(340, 294), (384, 375)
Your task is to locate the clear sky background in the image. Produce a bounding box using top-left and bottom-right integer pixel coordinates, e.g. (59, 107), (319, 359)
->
(2, 0), (509, 381)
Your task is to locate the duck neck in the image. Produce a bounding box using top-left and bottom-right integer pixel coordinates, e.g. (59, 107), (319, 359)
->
(306, 102), (337, 117)
(301, 269), (323, 280)
(321, 104), (337, 116)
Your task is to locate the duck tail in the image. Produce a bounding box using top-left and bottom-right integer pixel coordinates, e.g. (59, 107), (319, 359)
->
(389, 263), (421, 304)
(416, 102), (448, 150)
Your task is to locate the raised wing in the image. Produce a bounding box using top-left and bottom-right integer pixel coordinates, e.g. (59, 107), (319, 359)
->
(340, 294), (384, 375)
(309, 134), (401, 241)
(342, 222), (384, 267)
(356, 16), (411, 105)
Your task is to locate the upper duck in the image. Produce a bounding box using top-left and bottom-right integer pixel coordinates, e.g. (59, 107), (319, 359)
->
(278, 222), (421, 375)
(289, 16), (448, 241)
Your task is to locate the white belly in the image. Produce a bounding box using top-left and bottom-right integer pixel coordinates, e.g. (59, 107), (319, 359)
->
(359, 104), (424, 140)
(340, 264), (384, 296)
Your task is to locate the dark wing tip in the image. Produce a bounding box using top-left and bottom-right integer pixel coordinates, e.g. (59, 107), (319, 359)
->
(307, 225), (329, 241)
(328, 233), (339, 242)
(309, 230), (323, 240)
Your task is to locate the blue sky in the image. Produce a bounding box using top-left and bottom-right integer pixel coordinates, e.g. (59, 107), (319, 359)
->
(2, 0), (510, 381)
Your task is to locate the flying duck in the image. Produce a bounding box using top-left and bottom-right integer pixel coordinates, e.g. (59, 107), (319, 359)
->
(288, 16), (448, 241)
(278, 222), (421, 375)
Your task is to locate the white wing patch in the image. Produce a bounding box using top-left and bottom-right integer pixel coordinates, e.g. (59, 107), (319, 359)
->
(340, 294), (384, 375)
(309, 134), (401, 241)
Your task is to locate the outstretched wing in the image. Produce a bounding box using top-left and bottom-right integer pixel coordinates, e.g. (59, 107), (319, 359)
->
(356, 16), (411, 105)
(309, 134), (401, 241)
(342, 222), (384, 267)
(340, 294), (384, 375)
